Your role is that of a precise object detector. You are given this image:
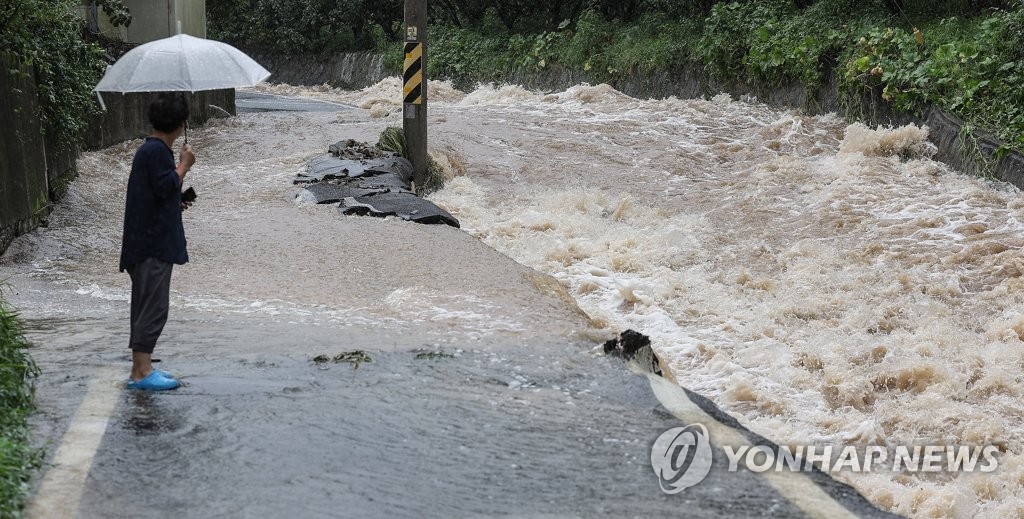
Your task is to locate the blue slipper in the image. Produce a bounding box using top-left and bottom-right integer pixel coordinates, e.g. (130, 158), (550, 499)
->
(152, 369), (173, 378)
(126, 371), (180, 391)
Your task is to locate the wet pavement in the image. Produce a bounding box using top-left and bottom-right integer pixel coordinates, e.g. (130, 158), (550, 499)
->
(24, 308), (897, 518)
(14, 275), (899, 518)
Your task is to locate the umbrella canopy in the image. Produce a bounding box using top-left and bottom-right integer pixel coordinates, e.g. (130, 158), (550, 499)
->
(94, 34), (271, 93)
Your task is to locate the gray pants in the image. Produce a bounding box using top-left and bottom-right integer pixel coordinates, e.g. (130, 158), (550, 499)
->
(128, 257), (173, 354)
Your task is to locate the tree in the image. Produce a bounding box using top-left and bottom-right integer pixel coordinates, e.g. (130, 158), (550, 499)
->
(94, 0), (132, 27)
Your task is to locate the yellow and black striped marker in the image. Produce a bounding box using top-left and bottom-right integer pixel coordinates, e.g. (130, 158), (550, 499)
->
(404, 42), (424, 105)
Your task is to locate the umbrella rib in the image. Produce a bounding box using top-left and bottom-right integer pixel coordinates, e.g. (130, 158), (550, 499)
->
(181, 35), (196, 92)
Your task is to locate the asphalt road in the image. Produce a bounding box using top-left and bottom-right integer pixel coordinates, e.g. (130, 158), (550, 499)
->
(24, 310), (900, 519)
(235, 91), (353, 113)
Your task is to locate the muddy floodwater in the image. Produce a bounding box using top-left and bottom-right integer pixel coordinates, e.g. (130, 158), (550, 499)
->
(4, 78), (1024, 518)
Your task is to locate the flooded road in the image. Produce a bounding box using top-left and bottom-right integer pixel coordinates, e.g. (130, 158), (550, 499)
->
(2, 78), (1019, 517)
(254, 80), (1024, 517)
(20, 305), (894, 518)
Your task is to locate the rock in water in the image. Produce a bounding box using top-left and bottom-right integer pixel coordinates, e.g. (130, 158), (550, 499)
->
(603, 330), (661, 376)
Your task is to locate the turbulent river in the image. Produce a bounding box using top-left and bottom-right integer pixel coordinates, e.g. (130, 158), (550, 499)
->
(344, 78), (1024, 518)
(6, 77), (1024, 518)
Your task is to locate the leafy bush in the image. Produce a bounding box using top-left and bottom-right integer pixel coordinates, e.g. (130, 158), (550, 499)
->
(841, 7), (1024, 147)
(207, 0), (402, 53)
(428, 24), (515, 83)
(0, 296), (40, 517)
(612, 13), (700, 75)
(698, 1), (791, 80)
(1, 0), (107, 149)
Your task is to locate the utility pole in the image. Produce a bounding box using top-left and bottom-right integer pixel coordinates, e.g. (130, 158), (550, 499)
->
(403, 0), (428, 190)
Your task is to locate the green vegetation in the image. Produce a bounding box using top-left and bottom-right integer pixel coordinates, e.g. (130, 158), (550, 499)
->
(1, 2), (108, 507)
(0, 0), (125, 149)
(376, 126), (407, 158)
(376, 127), (447, 193)
(0, 295), (40, 516)
(207, 0), (400, 53)
(1, 0), (130, 148)
(840, 7), (1024, 148)
(428, 1), (1024, 150)
(210, 0), (1024, 151)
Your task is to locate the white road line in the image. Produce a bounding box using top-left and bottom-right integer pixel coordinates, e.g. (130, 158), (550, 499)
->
(646, 373), (858, 519)
(27, 367), (123, 519)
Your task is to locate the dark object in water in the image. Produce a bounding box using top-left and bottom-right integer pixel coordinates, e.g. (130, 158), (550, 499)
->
(362, 157), (414, 182)
(414, 349), (456, 360)
(603, 330), (661, 376)
(355, 172), (413, 191)
(603, 329), (650, 357)
(296, 140), (457, 227)
(339, 193), (460, 228)
(329, 139), (395, 160)
(294, 157), (414, 185)
(300, 183), (408, 204)
(313, 350), (372, 369)
(295, 157), (386, 184)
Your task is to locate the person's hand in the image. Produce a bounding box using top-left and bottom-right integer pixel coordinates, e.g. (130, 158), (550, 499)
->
(180, 144), (196, 170)
(180, 200), (193, 212)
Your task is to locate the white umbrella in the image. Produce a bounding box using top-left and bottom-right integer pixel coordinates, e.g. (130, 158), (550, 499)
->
(94, 33), (271, 94)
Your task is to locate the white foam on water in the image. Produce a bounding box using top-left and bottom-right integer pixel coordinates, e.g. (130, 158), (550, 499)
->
(242, 77), (466, 109)
(427, 83), (1024, 518)
(75, 284), (128, 302)
(459, 83), (545, 106)
(381, 286), (526, 336)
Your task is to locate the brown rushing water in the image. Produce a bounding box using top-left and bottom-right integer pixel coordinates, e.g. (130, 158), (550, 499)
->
(4, 77), (1024, 517)
(254, 79), (1024, 518)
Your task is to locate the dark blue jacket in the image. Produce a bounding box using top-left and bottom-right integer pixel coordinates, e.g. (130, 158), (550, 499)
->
(119, 137), (188, 271)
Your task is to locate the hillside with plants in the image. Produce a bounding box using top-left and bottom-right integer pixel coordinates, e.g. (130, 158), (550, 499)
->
(209, 0), (1024, 153)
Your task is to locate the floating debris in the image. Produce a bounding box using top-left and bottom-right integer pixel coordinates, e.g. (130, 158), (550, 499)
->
(294, 139), (460, 228)
(334, 350), (372, 368)
(312, 350), (373, 369)
(293, 156), (411, 185)
(329, 139), (392, 160)
(302, 183), (409, 204)
(413, 350), (456, 360)
(340, 193), (460, 228)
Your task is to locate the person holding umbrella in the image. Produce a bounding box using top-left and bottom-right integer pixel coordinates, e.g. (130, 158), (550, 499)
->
(120, 92), (195, 390)
(94, 31), (270, 389)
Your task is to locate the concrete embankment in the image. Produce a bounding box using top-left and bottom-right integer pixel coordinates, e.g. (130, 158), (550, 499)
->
(86, 90), (236, 150)
(0, 53), (76, 253)
(245, 51), (389, 90)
